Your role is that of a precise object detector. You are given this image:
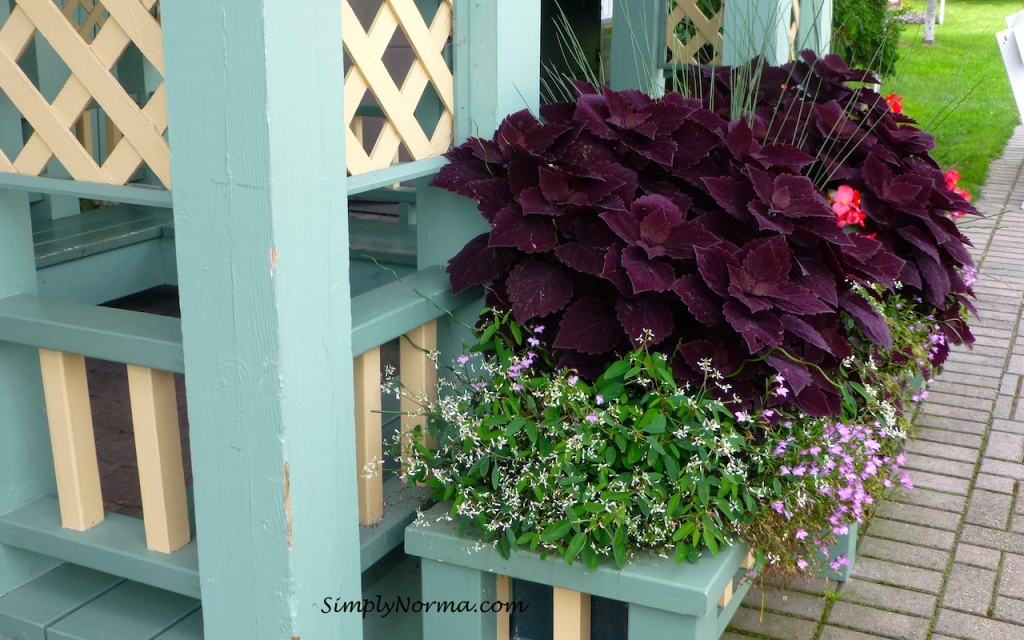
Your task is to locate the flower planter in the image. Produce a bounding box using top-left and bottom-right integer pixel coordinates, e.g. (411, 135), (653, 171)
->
(817, 521), (858, 583)
(405, 503), (755, 640)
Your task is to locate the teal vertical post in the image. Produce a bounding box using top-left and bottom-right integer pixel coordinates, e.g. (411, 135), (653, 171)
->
(609, 0), (667, 95)
(452, 0), (541, 144)
(421, 560), (498, 640)
(797, 0), (832, 56)
(162, 1), (359, 639)
(0, 0), (60, 599)
(722, 0), (792, 66)
(420, 0), (542, 358)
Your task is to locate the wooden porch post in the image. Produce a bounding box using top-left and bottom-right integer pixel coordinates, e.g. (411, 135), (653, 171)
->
(419, 0), (542, 360)
(722, 0), (793, 66)
(797, 0), (832, 55)
(609, 0), (668, 94)
(0, 0), (60, 597)
(162, 1), (359, 638)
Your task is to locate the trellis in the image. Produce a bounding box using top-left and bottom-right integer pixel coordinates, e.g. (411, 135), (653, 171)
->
(0, 0), (454, 190)
(0, 0), (169, 186)
(666, 0), (802, 67)
(342, 0), (454, 176)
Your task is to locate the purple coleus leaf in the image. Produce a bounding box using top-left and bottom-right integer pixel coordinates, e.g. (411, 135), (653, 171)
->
(506, 260), (574, 322)
(838, 290), (892, 348)
(766, 353), (813, 395)
(723, 300), (785, 353)
(622, 246), (676, 293)
(489, 205), (557, 253)
(616, 297), (675, 346)
(781, 314), (833, 354)
(555, 242), (606, 275)
(554, 297), (621, 355)
(703, 176), (755, 220)
(792, 385), (838, 417)
(696, 246), (740, 297)
(672, 275), (723, 326)
(446, 233), (517, 295)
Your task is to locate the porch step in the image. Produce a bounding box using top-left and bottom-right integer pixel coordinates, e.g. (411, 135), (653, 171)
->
(0, 564), (201, 640)
(33, 205), (173, 270)
(0, 497), (200, 599)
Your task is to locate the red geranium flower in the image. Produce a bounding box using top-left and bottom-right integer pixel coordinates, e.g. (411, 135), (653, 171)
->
(944, 169), (971, 218)
(830, 185), (867, 228)
(884, 93), (904, 114)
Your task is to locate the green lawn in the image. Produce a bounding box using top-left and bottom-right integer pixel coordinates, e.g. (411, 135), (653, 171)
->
(881, 1), (1021, 197)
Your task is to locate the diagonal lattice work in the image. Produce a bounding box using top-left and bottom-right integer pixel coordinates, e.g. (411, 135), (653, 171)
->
(0, 0), (168, 187)
(61, 0), (108, 44)
(666, 0), (802, 67)
(343, 0), (453, 176)
(667, 0), (725, 66)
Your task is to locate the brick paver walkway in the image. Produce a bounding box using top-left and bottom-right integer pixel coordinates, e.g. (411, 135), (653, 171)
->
(727, 127), (1024, 639)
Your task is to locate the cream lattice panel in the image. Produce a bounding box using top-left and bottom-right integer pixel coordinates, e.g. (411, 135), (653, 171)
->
(61, 0), (107, 44)
(667, 1), (803, 66)
(666, 0), (724, 66)
(0, 0), (168, 187)
(343, 0), (453, 176)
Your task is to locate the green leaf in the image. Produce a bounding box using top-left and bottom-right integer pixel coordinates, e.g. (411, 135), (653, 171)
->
(697, 480), (710, 505)
(510, 322), (522, 345)
(540, 520), (573, 543)
(565, 532), (587, 563)
(612, 526), (627, 569)
(505, 416), (527, 437)
(664, 455), (680, 481)
(673, 541), (689, 564)
(582, 541), (600, 569)
(703, 530), (719, 556)
(648, 435), (666, 455)
(604, 359), (631, 379)
(496, 534), (511, 559)
(491, 463), (500, 489)
(667, 493), (681, 517)
(672, 520), (695, 542)
(479, 322), (498, 343)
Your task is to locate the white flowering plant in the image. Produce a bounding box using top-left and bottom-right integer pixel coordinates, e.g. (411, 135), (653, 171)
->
(393, 280), (954, 574)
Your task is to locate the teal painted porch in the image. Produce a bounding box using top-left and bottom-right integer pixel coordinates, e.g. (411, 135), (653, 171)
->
(0, 1), (834, 639)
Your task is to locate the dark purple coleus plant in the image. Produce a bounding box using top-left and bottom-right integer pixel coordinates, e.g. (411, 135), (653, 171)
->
(433, 51), (977, 418)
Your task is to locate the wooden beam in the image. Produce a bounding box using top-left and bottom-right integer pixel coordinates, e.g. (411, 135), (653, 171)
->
(38, 348), (104, 531)
(496, 575), (511, 640)
(610, 0), (668, 94)
(723, 0), (793, 66)
(717, 578), (734, 608)
(162, 0), (358, 636)
(400, 320), (437, 459)
(0, 0), (59, 591)
(354, 347), (383, 525)
(127, 364), (190, 553)
(553, 587), (591, 640)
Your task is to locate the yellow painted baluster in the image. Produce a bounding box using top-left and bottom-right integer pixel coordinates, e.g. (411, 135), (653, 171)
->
(400, 321), (437, 465)
(496, 575), (511, 640)
(553, 587), (590, 640)
(127, 364), (190, 553)
(38, 349), (103, 531)
(354, 347), (383, 525)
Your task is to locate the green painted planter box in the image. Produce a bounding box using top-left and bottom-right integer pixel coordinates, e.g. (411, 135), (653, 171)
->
(405, 503), (858, 640)
(405, 502), (754, 640)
